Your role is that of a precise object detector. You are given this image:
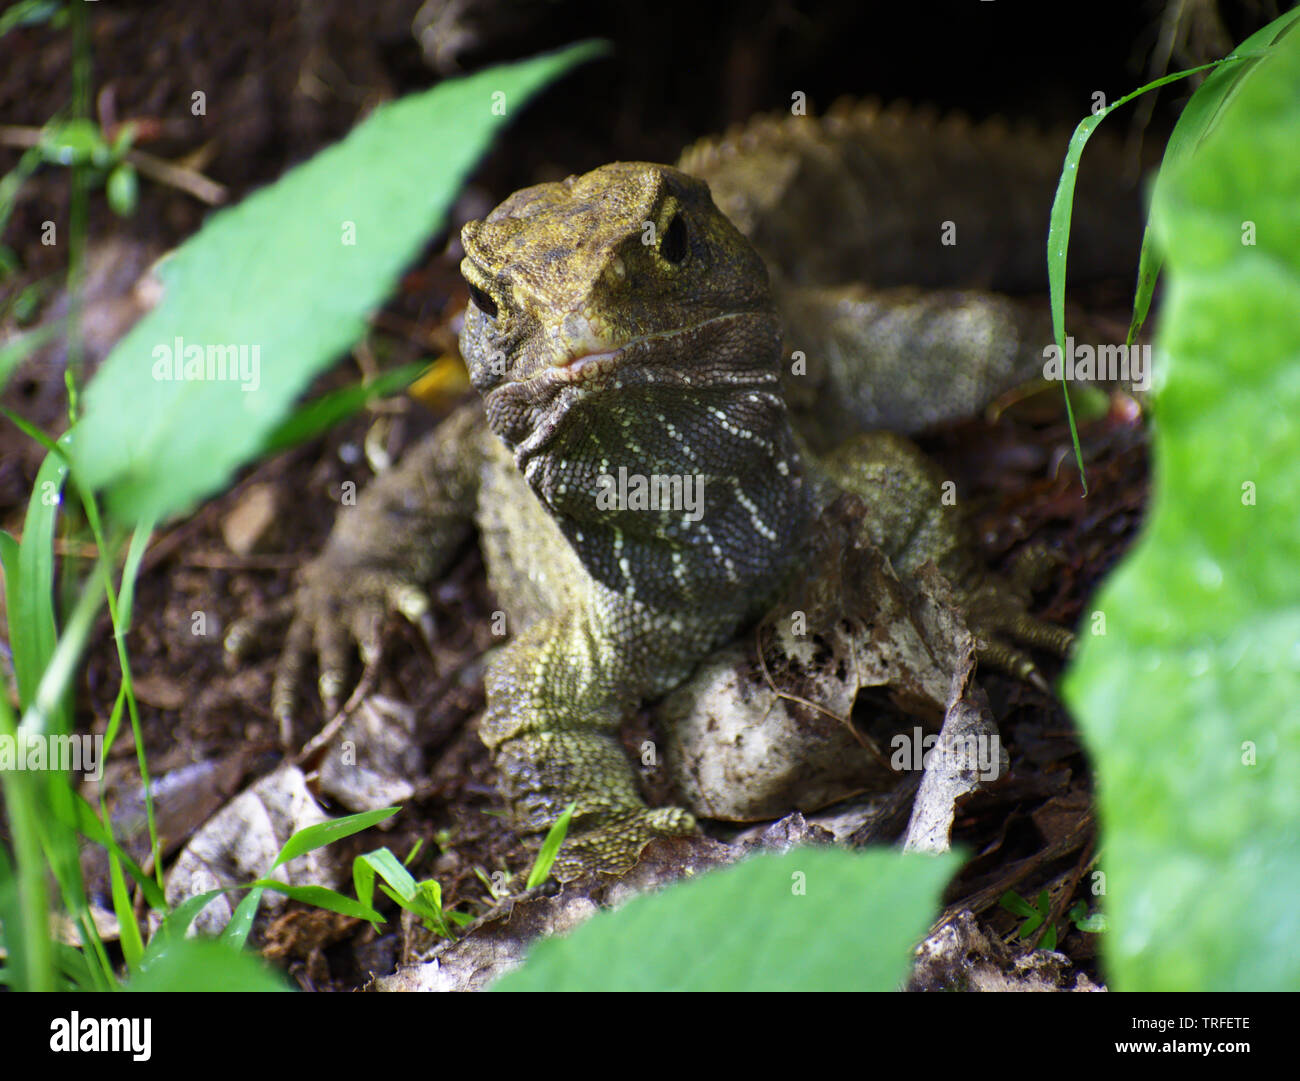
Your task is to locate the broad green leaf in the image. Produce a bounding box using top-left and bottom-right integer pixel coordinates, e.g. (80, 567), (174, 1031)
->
(1064, 22), (1300, 991)
(69, 42), (604, 524)
(494, 847), (958, 992)
(1125, 7), (1300, 346)
(127, 937), (290, 992)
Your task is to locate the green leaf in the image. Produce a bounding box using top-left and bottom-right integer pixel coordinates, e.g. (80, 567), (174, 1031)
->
(1064, 19), (1300, 991)
(259, 359), (428, 455)
(248, 881), (383, 922)
(354, 846), (418, 913)
(3, 449), (67, 714)
(64, 793), (166, 909)
(525, 801), (575, 889)
(127, 937), (290, 992)
(0, 0), (62, 38)
(220, 887), (265, 949)
(144, 887), (233, 959)
(108, 849), (144, 969)
(68, 42), (605, 525)
(494, 847), (958, 992)
(1125, 7), (1300, 346)
(271, 806), (399, 869)
(999, 889), (1037, 919)
(106, 162), (138, 217)
(38, 118), (108, 167)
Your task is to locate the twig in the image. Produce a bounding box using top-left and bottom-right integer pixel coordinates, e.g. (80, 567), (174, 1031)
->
(0, 125), (227, 205)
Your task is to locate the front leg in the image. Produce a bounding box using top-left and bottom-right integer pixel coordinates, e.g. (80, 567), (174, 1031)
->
(816, 431), (1074, 688)
(480, 603), (699, 882)
(228, 404), (487, 729)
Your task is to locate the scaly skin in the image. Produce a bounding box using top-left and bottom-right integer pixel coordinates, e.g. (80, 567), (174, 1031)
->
(251, 106), (1138, 879)
(459, 165), (811, 876)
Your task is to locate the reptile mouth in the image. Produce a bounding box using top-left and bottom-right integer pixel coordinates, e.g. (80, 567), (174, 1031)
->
(512, 311), (755, 389)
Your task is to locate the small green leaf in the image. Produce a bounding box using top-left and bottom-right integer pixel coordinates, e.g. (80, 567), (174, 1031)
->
(249, 881), (383, 922)
(354, 845), (418, 926)
(39, 118), (107, 167)
(146, 888), (233, 956)
(271, 806), (399, 869)
(221, 887), (265, 949)
(106, 162), (138, 217)
(108, 850), (144, 969)
(0, 0), (62, 37)
(999, 889), (1037, 919)
(525, 802), (576, 889)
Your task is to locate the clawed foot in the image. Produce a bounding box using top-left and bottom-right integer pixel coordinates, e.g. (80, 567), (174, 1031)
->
(551, 806), (698, 882)
(961, 544), (1075, 691)
(224, 546), (434, 739)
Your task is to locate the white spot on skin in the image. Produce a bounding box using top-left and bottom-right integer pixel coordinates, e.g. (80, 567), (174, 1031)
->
(732, 481), (777, 542)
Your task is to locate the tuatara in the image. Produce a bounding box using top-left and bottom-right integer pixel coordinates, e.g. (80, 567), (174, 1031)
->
(253, 102), (1138, 880)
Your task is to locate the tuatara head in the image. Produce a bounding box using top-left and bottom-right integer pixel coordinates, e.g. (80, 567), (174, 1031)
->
(459, 162), (804, 599)
(459, 163), (782, 459)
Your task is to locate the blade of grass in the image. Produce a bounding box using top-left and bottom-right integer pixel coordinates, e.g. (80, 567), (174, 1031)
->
(259, 359), (429, 455)
(108, 848), (143, 969)
(248, 881), (383, 922)
(1125, 8), (1300, 346)
(4, 445), (66, 712)
(271, 806), (400, 868)
(526, 801), (576, 889)
(1046, 54), (1273, 492)
(65, 792), (165, 908)
(220, 887), (265, 949)
(0, 698), (53, 990)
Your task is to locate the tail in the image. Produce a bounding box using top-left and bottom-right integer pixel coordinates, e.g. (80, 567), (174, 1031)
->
(678, 98), (1148, 293)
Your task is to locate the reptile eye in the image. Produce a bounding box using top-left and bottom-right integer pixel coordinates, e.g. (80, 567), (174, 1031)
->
(660, 213), (688, 265)
(468, 283), (498, 319)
